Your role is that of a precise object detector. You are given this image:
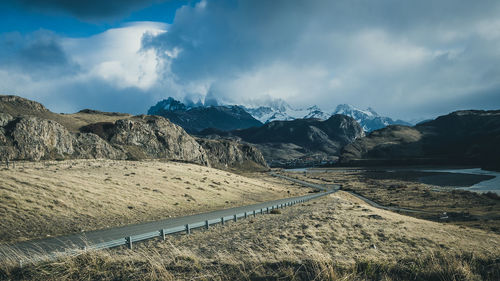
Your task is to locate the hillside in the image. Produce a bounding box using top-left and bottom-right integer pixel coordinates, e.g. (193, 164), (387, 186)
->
(0, 95), (268, 170)
(3, 191), (499, 280)
(200, 114), (365, 167)
(340, 110), (500, 168)
(0, 159), (304, 244)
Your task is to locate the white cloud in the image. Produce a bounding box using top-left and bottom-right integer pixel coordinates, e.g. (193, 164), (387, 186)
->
(62, 21), (166, 90)
(2, 1), (500, 120)
(143, 0), (500, 119)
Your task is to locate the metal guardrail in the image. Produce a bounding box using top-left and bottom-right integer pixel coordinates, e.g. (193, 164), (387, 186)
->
(83, 190), (335, 251)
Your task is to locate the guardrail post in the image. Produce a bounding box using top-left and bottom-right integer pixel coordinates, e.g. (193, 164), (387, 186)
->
(266, 207), (269, 213)
(205, 220), (209, 229)
(234, 214), (237, 222)
(185, 224), (190, 234)
(253, 210), (256, 217)
(126, 236), (133, 249)
(221, 217), (225, 225)
(161, 229), (166, 240)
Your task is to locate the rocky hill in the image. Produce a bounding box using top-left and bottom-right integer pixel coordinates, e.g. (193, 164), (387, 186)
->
(340, 110), (500, 168)
(0, 95), (268, 170)
(148, 98), (262, 133)
(199, 115), (364, 167)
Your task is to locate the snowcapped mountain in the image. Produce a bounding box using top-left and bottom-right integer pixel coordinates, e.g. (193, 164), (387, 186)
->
(147, 97), (189, 112)
(243, 100), (329, 123)
(147, 97), (411, 133)
(147, 98), (262, 133)
(333, 104), (412, 132)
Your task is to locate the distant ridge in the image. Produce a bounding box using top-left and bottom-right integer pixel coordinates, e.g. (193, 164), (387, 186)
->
(148, 97), (412, 133)
(199, 114), (365, 167)
(147, 98), (262, 133)
(340, 109), (500, 169)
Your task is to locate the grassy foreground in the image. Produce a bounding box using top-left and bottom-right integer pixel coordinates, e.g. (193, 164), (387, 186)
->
(2, 249), (498, 280)
(0, 159), (304, 244)
(1, 192), (498, 280)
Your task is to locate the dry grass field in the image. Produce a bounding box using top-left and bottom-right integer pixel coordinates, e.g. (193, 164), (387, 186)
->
(279, 168), (500, 234)
(0, 159), (306, 244)
(1, 192), (499, 280)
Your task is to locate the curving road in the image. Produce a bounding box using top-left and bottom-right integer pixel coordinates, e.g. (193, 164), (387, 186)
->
(0, 183), (336, 262)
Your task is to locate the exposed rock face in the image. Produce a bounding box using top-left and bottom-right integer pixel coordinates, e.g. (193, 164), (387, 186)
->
(340, 110), (500, 168)
(0, 95), (49, 114)
(73, 133), (127, 160)
(0, 116), (126, 161)
(0, 113), (13, 127)
(9, 117), (75, 160)
(105, 115), (208, 165)
(197, 138), (268, 170)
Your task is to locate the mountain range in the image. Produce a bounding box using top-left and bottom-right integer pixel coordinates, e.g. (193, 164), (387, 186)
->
(199, 114), (365, 167)
(148, 97), (412, 133)
(147, 98), (262, 134)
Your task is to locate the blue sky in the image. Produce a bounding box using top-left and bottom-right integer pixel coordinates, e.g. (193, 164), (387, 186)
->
(0, 0), (499, 120)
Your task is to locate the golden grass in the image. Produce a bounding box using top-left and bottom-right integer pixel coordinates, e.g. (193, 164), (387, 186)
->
(281, 168), (500, 233)
(0, 159), (305, 244)
(1, 192), (499, 280)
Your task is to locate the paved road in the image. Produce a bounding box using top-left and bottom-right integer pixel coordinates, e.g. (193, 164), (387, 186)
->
(273, 171), (428, 214)
(0, 188), (335, 261)
(343, 190), (430, 213)
(269, 172), (333, 191)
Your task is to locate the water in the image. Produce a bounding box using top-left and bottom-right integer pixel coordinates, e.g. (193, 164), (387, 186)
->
(422, 168), (500, 195)
(285, 167), (500, 195)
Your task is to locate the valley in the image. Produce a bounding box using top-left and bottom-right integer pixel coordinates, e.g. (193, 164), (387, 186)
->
(0, 95), (499, 280)
(278, 167), (500, 234)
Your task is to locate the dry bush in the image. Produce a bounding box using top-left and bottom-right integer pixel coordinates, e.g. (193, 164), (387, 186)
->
(1, 250), (498, 281)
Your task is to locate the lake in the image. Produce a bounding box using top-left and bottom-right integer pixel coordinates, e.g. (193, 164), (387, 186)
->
(284, 167), (500, 195)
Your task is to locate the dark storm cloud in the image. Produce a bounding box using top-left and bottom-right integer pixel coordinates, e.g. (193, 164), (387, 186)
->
(0, 30), (79, 78)
(142, 0), (500, 119)
(10, 0), (162, 20)
(2, 0), (500, 119)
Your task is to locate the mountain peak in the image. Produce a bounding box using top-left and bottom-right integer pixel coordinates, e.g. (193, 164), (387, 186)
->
(333, 104), (410, 132)
(147, 97), (187, 114)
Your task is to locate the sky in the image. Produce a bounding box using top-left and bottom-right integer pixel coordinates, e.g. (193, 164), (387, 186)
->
(0, 0), (499, 120)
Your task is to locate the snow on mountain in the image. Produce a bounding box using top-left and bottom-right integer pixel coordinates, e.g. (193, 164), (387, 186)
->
(147, 97), (411, 132)
(244, 99), (329, 123)
(333, 104), (412, 132)
(147, 97), (188, 114)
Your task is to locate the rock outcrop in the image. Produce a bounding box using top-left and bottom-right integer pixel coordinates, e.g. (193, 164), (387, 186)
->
(197, 138), (268, 171)
(81, 115), (209, 165)
(0, 95), (49, 115)
(0, 116), (126, 161)
(0, 95), (269, 170)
